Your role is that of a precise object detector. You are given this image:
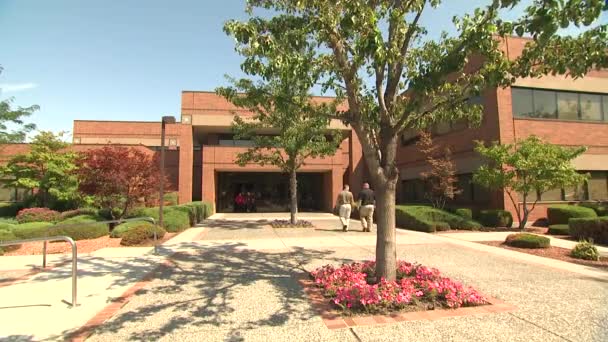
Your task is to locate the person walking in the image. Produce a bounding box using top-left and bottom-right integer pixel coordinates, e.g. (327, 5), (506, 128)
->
(358, 183), (375, 232)
(336, 185), (355, 231)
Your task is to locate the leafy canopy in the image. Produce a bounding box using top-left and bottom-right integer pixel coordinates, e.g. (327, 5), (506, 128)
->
(75, 146), (164, 220)
(0, 131), (78, 207)
(0, 66), (38, 144)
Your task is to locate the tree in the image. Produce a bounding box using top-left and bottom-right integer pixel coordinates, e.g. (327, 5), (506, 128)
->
(75, 146), (164, 220)
(0, 66), (38, 144)
(217, 41), (341, 224)
(0, 131), (78, 208)
(226, 0), (607, 280)
(473, 135), (587, 230)
(416, 131), (460, 209)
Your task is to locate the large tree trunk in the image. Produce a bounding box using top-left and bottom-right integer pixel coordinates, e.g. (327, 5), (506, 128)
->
(374, 179), (398, 281)
(289, 169), (298, 224)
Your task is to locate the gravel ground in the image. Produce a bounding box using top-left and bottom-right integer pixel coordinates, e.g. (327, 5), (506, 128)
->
(88, 224), (608, 342)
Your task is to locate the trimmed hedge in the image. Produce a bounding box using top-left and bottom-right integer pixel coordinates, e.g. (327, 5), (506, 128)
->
(16, 208), (60, 223)
(50, 215), (108, 240)
(477, 210), (513, 228)
(120, 225), (166, 246)
(452, 208), (473, 220)
(547, 205), (597, 225)
(505, 233), (550, 249)
(59, 208), (98, 221)
(0, 202), (23, 217)
(578, 202), (608, 217)
(111, 221), (157, 238)
(163, 192), (179, 206)
(0, 229), (18, 255)
(569, 217), (608, 245)
(570, 240), (600, 261)
(11, 222), (54, 239)
(547, 224), (569, 235)
(126, 207), (190, 232)
(396, 205), (481, 232)
(172, 205), (196, 226)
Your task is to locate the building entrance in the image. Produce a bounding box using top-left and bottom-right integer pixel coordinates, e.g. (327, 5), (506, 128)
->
(216, 172), (324, 213)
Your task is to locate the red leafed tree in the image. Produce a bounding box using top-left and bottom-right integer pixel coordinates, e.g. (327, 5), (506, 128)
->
(76, 146), (164, 220)
(416, 131), (461, 209)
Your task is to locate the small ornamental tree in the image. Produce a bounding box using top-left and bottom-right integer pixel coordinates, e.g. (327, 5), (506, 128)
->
(76, 146), (164, 220)
(0, 66), (38, 144)
(226, 0), (607, 281)
(473, 135), (587, 230)
(0, 131), (78, 208)
(416, 131), (460, 209)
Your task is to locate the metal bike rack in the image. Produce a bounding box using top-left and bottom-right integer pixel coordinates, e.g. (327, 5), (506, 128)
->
(0, 216), (158, 308)
(0, 235), (78, 307)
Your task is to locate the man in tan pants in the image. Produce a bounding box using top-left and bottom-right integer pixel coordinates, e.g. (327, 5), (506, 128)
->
(337, 185), (354, 231)
(357, 183), (375, 232)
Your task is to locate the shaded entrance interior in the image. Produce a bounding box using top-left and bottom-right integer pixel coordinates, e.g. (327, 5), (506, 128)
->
(216, 172), (324, 213)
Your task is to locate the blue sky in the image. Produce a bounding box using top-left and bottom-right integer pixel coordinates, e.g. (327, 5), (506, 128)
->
(0, 1), (605, 139)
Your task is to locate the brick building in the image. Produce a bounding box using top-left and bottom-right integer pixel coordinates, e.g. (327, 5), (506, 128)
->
(1, 36), (606, 222)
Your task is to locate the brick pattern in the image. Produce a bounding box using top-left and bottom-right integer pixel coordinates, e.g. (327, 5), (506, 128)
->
(298, 275), (517, 330)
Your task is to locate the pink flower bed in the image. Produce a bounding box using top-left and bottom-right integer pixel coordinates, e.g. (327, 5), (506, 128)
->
(310, 260), (486, 313)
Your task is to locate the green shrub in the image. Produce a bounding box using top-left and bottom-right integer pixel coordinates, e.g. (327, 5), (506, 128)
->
(477, 210), (513, 228)
(547, 205), (597, 225)
(453, 208), (473, 220)
(16, 208), (60, 223)
(125, 206), (190, 232)
(97, 207), (124, 220)
(0, 202), (23, 217)
(396, 205), (481, 232)
(120, 225), (166, 246)
(111, 220), (157, 238)
(0, 221), (16, 231)
(505, 233), (550, 248)
(570, 240), (600, 261)
(547, 224), (569, 235)
(172, 205), (196, 226)
(11, 222), (54, 239)
(59, 208), (98, 221)
(163, 192), (179, 206)
(578, 202), (608, 217)
(50, 215), (108, 240)
(0, 217), (18, 225)
(569, 217), (608, 245)
(0, 229), (19, 255)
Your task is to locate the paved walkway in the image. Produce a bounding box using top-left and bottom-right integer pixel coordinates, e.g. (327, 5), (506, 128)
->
(1, 217), (607, 341)
(438, 231), (608, 257)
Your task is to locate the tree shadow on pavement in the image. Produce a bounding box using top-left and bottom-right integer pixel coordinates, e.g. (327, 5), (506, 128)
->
(83, 243), (346, 340)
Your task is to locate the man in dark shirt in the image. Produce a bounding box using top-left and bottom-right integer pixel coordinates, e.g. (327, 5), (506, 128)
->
(357, 183), (375, 232)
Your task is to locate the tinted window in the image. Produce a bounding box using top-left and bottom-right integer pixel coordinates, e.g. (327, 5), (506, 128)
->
(603, 96), (608, 121)
(588, 171), (608, 200)
(557, 92), (579, 120)
(532, 90), (557, 118)
(511, 88), (533, 117)
(580, 94), (602, 121)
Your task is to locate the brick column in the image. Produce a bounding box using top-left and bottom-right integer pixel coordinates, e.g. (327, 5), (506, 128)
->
(202, 163), (215, 209)
(178, 124), (193, 204)
(348, 130), (365, 199)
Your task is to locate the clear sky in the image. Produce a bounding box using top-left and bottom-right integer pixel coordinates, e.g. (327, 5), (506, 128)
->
(0, 1), (605, 139)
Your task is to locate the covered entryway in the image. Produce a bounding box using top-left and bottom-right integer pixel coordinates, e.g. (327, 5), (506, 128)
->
(215, 172), (324, 213)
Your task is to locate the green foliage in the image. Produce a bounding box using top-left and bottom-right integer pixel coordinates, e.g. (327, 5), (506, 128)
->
(452, 208), (473, 220)
(172, 205), (196, 226)
(396, 205), (481, 232)
(125, 206), (190, 232)
(59, 208), (99, 221)
(0, 131), (79, 208)
(474, 136), (587, 229)
(477, 210), (513, 228)
(0, 202), (23, 217)
(547, 205), (597, 225)
(49, 215), (108, 240)
(569, 217), (608, 245)
(10, 221), (53, 239)
(163, 192), (179, 206)
(0, 67), (38, 143)
(578, 202), (608, 217)
(0, 218), (17, 226)
(0, 229), (17, 241)
(547, 224), (570, 235)
(570, 240), (600, 261)
(120, 224), (166, 246)
(505, 233), (550, 249)
(111, 221), (160, 239)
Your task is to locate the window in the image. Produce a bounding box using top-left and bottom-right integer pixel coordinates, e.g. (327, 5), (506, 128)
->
(402, 179), (425, 203)
(454, 174), (474, 203)
(512, 88), (534, 117)
(557, 91), (579, 120)
(541, 188), (563, 201)
(588, 171), (608, 200)
(603, 95), (608, 122)
(580, 94), (602, 121)
(533, 90), (557, 118)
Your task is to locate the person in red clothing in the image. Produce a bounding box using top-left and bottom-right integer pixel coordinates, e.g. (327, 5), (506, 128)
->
(235, 192), (246, 212)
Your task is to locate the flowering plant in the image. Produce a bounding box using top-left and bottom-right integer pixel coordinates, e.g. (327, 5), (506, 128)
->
(16, 207), (60, 223)
(311, 260), (486, 313)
